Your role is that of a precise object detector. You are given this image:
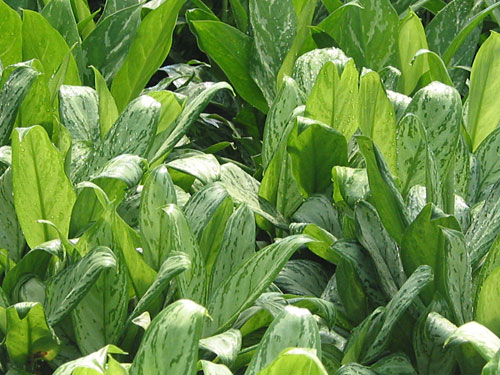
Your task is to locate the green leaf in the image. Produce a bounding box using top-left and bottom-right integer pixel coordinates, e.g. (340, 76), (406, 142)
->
(401, 204), (460, 304)
(0, 65), (40, 146)
(53, 345), (126, 375)
(325, 0), (399, 71)
(357, 136), (409, 245)
(130, 299), (207, 375)
(476, 265), (500, 337)
(288, 116), (348, 197)
(0, 169), (23, 262)
(275, 259), (329, 297)
(466, 32), (500, 151)
(149, 82), (233, 163)
(146, 90), (183, 134)
(205, 235), (311, 336)
(304, 60), (359, 141)
(127, 253), (190, 325)
(5, 303), (60, 367)
(414, 307), (456, 375)
(441, 2), (500, 67)
(45, 246), (116, 325)
(188, 19), (268, 113)
(100, 0), (141, 21)
(0, 0), (22, 67)
(22, 10), (80, 85)
(70, 154), (147, 235)
(277, 0), (318, 87)
(209, 204), (255, 296)
(256, 348), (328, 375)
(397, 10), (429, 95)
(359, 70), (397, 175)
(91, 66), (119, 139)
(111, 0), (184, 111)
(167, 149), (221, 185)
(445, 321), (500, 362)
(41, 0), (84, 75)
(12, 125), (76, 248)
(81, 4), (141, 85)
(200, 329), (242, 367)
(246, 306), (321, 375)
(249, 0), (298, 105)
(475, 127), (500, 197)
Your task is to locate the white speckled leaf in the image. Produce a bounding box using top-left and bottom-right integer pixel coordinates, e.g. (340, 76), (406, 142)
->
(249, 0), (297, 105)
(325, 0), (399, 71)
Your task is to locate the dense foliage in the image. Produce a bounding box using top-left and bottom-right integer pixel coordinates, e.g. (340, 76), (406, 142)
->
(1, 0), (500, 374)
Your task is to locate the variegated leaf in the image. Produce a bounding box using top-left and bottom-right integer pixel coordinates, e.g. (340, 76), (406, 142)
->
(130, 300), (207, 375)
(245, 306), (321, 375)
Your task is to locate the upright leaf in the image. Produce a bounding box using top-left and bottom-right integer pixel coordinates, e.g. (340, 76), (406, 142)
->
(186, 19), (268, 113)
(467, 32), (500, 151)
(357, 136), (409, 245)
(0, 0), (22, 67)
(305, 60), (359, 141)
(359, 70), (397, 175)
(44, 247), (116, 325)
(81, 5), (141, 85)
(205, 235), (311, 335)
(324, 0), (399, 71)
(111, 0), (185, 111)
(5, 303), (60, 367)
(287, 117), (348, 197)
(249, 0), (297, 104)
(130, 300), (207, 375)
(22, 10), (80, 85)
(12, 126), (76, 248)
(0, 65), (40, 146)
(245, 306), (321, 375)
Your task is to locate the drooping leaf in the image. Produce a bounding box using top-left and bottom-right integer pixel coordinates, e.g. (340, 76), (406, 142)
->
(200, 329), (242, 367)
